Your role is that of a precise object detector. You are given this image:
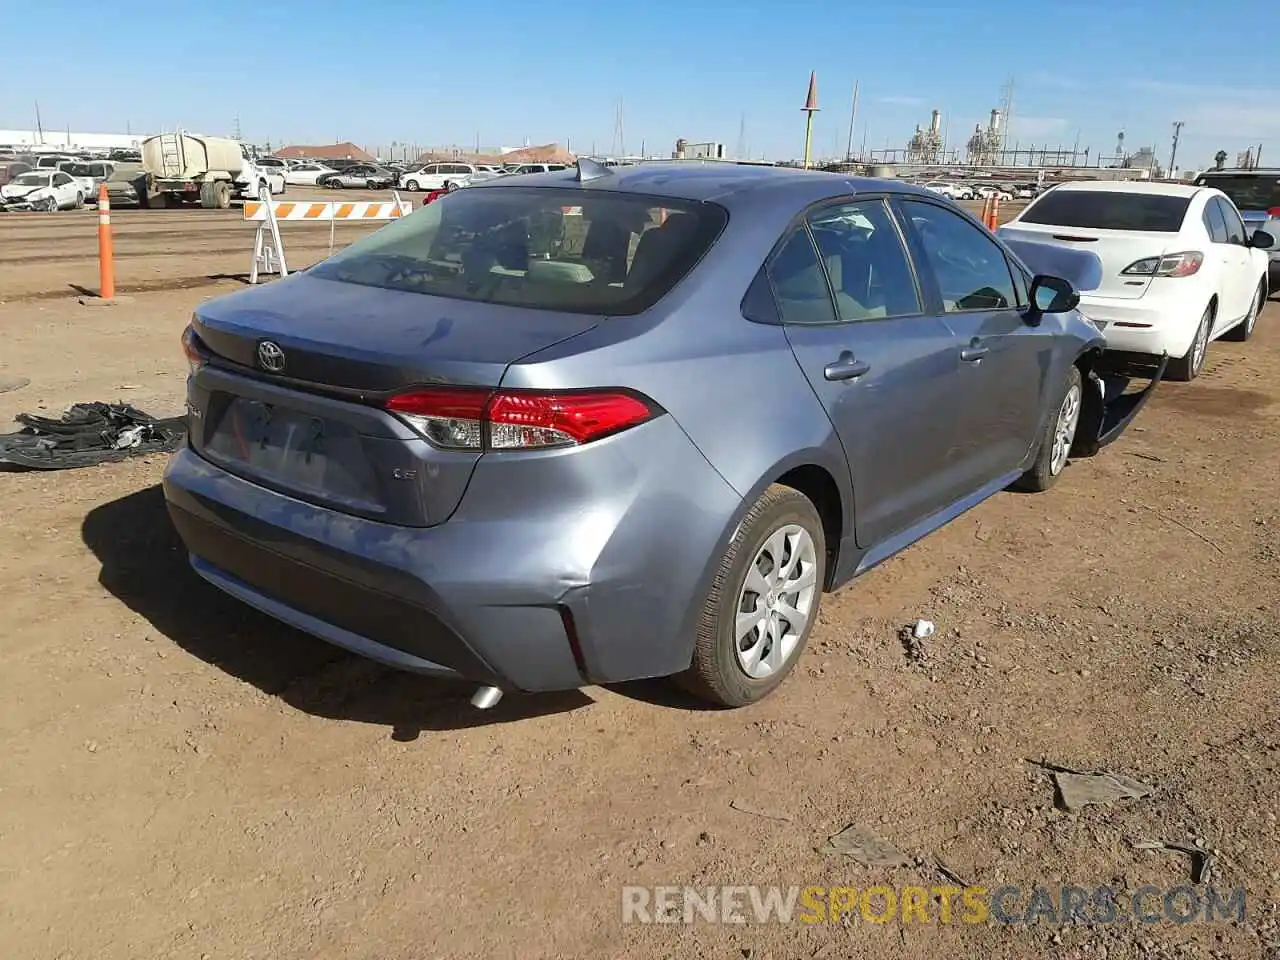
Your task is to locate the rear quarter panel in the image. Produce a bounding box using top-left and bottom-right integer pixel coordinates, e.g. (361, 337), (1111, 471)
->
(501, 183), (855, 671)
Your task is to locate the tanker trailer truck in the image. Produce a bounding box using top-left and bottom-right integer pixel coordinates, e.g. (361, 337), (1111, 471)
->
(140, 132), (285, 209)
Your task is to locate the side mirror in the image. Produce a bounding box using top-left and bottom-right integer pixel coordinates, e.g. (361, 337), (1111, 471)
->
(1028, 274), (1079, 317)
(1250, 229), (1274, 250)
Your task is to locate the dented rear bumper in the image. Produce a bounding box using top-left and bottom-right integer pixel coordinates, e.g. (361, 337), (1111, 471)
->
(1073, 352), (1168, 457)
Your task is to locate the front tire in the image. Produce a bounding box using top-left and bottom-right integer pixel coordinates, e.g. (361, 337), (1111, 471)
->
(1166, 304), (1213, 381)
(1014, 364), (1083, 493)
(677, 485), (825, 707)
(405, 179), (420, 191)
(1223, 281), (1264, 342)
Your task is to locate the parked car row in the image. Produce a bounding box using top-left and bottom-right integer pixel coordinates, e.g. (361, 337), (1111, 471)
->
(918, 180), (1042, 201)
(0, 170), (88, 210)
(256, 155), (573, 192)
(164, 161), (1171, 713)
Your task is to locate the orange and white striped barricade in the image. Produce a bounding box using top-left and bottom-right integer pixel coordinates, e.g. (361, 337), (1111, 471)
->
(241, 189), (415, 283)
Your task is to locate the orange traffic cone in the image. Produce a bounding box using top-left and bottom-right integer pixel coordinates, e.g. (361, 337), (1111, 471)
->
(989, 196), (1001, 229)
(980, 196), (992, 230)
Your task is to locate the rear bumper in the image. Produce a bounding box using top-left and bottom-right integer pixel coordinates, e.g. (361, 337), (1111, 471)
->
(161, 413), (743, 692)
(1080, 292), (1203, 358)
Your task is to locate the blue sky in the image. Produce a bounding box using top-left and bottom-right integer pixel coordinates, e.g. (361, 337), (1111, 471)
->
(4, 0), (1272, 167)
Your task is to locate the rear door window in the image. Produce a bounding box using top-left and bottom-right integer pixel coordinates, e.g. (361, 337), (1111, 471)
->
(805, 200), (921, 320)
(1020, 190), (1190, 232)
(1203, 201), (1229, 243)
(310, 187), (727, 316)
(1216, 197), (1247, 244)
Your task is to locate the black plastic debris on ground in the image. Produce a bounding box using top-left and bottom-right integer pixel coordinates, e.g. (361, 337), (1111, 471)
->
(0, 402), (186, 470)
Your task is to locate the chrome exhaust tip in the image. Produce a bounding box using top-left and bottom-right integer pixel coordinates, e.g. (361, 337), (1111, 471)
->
(470, 685), (504, 709)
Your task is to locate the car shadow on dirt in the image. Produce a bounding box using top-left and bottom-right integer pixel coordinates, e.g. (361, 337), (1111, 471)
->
(81, 484), (592, 736)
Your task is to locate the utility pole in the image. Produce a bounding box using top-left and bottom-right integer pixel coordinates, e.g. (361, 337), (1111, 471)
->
(1169, 120), (1185, 176)
(844, 80), (859, 161)
(736, 113), (747, 161)
(611, 100), (626, 158)
(34, 100), (44, 145)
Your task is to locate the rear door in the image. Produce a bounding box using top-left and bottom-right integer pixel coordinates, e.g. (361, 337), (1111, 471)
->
(1213, 197), (1259, 320)
(1002, 189), (1193, 300)
(898, 197), (1049, 487)
(770, 197), (967, 548)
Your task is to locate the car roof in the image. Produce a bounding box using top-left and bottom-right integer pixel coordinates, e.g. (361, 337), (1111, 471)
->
(482, 161), (935, 204)
(1048, 180), (1202, 198)
(1199, 167), (1280, 175)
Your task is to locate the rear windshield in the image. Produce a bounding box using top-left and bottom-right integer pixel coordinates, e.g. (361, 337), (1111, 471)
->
(62, 163), (105, 177)
(1194, 174), (1280, 212)
(310, 186), (728, 316)
(1020, 190), (1190, 232)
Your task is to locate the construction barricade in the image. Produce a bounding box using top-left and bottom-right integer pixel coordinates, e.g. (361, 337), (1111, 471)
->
(242, 188), (415, 284)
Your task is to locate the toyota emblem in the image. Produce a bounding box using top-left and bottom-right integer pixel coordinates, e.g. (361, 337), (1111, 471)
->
(257, 340), (286, 373)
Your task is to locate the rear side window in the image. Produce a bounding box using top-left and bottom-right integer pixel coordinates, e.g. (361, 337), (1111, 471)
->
(766, 229), (836, 325)
(310, 186), (727, 316)
(1194, 174), (1280, 211)
(1020, 190), (1190, 232)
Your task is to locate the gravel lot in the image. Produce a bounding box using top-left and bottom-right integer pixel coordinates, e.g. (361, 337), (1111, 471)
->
(1, 194), (1277, 960)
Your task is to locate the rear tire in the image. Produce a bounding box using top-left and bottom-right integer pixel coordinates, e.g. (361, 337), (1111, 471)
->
(1166, 304), (1213, 381)
(676, 485), (826, 707)
(1223, 281), (1264, 342)
(199, 182), (217, 208)
(1013, 364), (1083, 493)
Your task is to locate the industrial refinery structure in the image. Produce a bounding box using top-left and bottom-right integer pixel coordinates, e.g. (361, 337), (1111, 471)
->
(874, 105), (1094, 168)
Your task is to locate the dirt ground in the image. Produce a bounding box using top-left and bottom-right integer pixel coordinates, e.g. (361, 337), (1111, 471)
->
(1, 198), (1278, 960)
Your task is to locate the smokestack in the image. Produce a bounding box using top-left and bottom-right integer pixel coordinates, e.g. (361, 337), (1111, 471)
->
(930, 110), (941, 134)
(989, 109), (1002, 134)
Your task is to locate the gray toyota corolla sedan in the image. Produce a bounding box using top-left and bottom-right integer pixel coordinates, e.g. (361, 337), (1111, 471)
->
(164, 160), (1165, 709)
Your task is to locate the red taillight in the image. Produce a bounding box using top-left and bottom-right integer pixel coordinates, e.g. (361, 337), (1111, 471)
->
(1267, 207), (1280, 218)
(181, 323), (206, 376)
(385, 386), (658, 450)
(1121, 251), (1203, 278)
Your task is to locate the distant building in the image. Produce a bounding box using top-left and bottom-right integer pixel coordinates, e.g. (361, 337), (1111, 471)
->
(674, 139), (726, 160)
(0, 129), (143, 152)
(273, 142), (375, 162)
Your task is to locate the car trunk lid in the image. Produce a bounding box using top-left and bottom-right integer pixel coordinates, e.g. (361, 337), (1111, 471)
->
(998, 222), (1172, 300)
(188, 273), (600, 526)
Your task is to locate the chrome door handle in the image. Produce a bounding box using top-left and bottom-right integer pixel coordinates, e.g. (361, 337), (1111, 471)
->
(960, 342), (989, 362)
(824, 353), (871, 381)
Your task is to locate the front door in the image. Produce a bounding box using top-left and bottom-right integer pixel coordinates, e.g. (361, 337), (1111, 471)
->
(772, 198), (967, 548)
(895, 197), (1049, 487)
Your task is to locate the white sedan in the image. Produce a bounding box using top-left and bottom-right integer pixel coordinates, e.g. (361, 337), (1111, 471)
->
(0, 170), (85, 210)
(1000, 180), (1271, 381)
(283, 162), (336, 186)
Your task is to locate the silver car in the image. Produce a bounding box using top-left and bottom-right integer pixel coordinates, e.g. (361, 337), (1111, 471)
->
(164, 162), (1163, 709)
